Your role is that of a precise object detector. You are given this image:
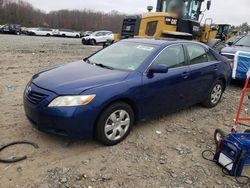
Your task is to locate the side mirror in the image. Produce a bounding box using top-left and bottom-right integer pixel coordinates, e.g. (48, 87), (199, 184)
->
(227, 41), (234, 46)
(148, 64), (168, 74)
(207, 0), (211, 10)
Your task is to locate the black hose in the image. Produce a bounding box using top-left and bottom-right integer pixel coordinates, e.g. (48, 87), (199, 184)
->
(0, 141), (39, 163)
(202, 149), (250, 185)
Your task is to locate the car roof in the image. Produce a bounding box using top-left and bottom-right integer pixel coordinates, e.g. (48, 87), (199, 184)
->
(122, 38), (208, 48)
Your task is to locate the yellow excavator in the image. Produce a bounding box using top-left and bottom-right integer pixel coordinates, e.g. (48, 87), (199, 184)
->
(216, 24), (237, 41)
(113, 0), (232, 51)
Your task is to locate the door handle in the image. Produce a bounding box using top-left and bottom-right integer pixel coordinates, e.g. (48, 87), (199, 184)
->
(214, 64), (218, 70)
(181, 72), (189, 79)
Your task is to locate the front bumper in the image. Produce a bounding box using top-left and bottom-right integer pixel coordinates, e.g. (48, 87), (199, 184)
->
(23, 83), (98, 139)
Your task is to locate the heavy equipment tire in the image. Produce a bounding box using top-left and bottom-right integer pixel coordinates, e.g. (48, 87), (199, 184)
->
(213, 41), (227, 52)
(202, 80), (224, 108)
(206, 39), (226, 52)
(95, 102), (134, 146)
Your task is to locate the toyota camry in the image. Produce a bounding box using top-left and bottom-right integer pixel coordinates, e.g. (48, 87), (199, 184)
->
(23, 38), (231, 145)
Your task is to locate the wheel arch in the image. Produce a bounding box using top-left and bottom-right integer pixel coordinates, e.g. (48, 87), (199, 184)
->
(91, 38), (97, 43)
(93, 98), (139, 135)
(218, 77), (227, 91)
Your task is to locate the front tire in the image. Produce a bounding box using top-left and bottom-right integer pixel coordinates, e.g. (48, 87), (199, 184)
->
(95, 102), (134, 146)
(90, 39), (96, 45)
(202, 80), (224, 108)
(82, 39), (86, 45)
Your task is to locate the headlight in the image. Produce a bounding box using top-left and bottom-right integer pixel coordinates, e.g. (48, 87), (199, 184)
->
(48, 95), (96, 107)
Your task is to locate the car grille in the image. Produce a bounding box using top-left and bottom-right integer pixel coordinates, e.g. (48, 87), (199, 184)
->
(221, 53), (235, 61)
(26, 91), (48, 104)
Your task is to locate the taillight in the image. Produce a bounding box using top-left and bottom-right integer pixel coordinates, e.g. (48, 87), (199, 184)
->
(230, 62), (234, 69)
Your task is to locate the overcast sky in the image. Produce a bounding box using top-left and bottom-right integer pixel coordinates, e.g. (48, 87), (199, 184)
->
(26, 0), (250, 25)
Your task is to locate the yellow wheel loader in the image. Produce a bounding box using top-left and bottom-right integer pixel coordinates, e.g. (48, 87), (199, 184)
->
(113, 0), (230, 51)
(216, 24), (236, 41)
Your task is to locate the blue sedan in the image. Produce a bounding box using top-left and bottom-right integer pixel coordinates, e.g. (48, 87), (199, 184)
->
(23, 38), (231, 145)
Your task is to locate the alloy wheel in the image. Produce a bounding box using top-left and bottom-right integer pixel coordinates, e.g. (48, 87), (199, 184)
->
(104, 110), (130, 141)
(210, 84), (222, 105)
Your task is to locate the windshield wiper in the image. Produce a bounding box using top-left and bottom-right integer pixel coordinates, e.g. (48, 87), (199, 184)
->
(85, 59), (114, 70)
(84, 59), (91, 64)
(94, 63), (114, 70)
(235, 44), (250, 47)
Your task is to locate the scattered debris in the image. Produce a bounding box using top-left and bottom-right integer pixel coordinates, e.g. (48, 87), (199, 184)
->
(156, 130), (162, 135)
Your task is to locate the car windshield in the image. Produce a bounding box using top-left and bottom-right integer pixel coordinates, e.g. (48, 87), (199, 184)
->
(87, 41), (157, 71)
(226, 36), (241, 44)
(90, 32), (99, 36)
(235, 35), (250, 47)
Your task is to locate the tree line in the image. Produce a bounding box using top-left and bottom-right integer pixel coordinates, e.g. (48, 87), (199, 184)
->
(0, 0), (125, 32)
(234, 22), (250, 34)
(0, 0), (249, 34)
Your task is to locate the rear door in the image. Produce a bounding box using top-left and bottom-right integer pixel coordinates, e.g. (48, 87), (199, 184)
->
(184, 43), (219, 104)
(142, 44), (190, 117)
(67, 30), (74, 37)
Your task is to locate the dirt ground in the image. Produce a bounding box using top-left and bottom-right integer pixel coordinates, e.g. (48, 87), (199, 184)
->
(0, 34), (249, 188)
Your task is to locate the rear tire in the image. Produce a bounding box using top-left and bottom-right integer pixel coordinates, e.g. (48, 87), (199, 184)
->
(202, 80), (224, 108)
(46, 33), (50, 36)
(95, 102), (134, 146)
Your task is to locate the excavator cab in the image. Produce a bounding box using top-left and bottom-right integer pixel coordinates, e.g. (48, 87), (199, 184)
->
(157, 0), (203, 20)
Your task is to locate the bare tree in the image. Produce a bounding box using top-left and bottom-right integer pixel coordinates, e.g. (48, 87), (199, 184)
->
(0, 0), (125, 32)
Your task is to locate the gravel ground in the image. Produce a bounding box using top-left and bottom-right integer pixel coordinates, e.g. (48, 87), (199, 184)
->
(0, 34), (249, 188)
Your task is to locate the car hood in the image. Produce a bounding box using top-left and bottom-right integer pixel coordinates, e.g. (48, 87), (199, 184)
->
(32, 61), (129, 95)
(221, 46), (250, 55)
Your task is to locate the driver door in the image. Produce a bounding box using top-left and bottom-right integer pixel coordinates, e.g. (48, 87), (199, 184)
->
(142, 44), (190, 117)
